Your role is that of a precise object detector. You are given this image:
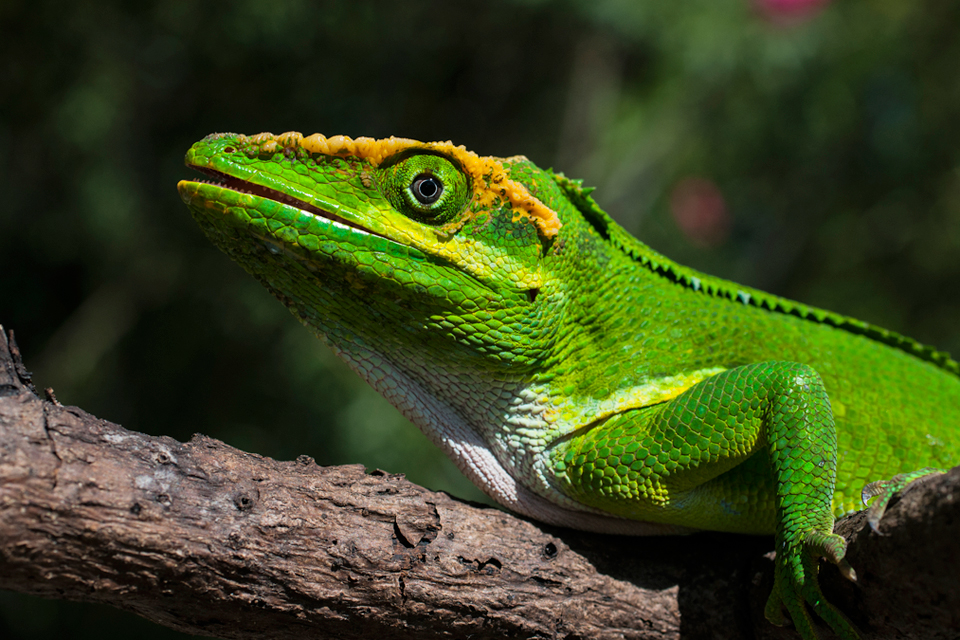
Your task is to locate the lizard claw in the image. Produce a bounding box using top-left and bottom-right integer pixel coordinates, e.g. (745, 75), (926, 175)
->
(837, 558), (858, 584)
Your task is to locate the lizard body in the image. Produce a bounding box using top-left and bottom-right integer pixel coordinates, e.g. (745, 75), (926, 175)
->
(179, 131), (960, 639)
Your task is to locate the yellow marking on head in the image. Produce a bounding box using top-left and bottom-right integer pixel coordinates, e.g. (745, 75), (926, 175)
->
(244, 131), (561, 238)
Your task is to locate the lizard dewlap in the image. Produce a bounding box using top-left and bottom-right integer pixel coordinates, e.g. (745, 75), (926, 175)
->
(179, 131), (960, 640)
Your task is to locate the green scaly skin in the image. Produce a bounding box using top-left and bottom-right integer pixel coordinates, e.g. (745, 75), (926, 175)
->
(179, 131), (960, 640)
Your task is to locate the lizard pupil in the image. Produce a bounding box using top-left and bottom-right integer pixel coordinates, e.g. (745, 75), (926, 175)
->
(411, 174), (442, 205)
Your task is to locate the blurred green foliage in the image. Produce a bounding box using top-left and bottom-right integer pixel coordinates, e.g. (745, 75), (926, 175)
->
(1, 0), (958, 637)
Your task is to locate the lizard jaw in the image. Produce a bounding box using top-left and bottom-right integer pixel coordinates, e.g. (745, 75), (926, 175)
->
(186, 165), (386, 240)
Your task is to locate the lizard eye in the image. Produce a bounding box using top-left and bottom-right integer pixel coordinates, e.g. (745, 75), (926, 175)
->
(378, 153), (469, 225)
(411, 174), (442, 205)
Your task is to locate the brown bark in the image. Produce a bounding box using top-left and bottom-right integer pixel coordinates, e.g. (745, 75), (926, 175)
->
(0, 325), (957, 640)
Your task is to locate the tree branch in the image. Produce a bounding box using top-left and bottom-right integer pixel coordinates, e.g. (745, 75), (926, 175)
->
(0, 324), (957, 639)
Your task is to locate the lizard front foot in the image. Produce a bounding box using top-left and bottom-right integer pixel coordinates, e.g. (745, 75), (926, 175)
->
(765, 529), (860, 640)
(861, 467), (944, 532)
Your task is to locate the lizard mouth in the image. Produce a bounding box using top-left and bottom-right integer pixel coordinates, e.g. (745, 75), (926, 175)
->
(188, 165), (379, 238)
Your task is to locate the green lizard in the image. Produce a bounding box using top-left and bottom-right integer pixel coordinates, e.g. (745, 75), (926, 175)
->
(179, 131), (959, 640)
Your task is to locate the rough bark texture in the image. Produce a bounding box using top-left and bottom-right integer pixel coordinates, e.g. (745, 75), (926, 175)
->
(0, 324), (957, 640)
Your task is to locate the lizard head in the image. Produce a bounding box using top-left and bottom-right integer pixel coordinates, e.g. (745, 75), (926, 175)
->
(178, 131), (605, 375)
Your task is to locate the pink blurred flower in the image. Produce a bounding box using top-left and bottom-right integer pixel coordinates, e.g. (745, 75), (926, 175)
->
(669, 177), (731, 248)
(755, 0), (831, 23)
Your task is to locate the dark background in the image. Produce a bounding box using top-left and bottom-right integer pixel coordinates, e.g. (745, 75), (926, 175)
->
(2, 0), (958, 637)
